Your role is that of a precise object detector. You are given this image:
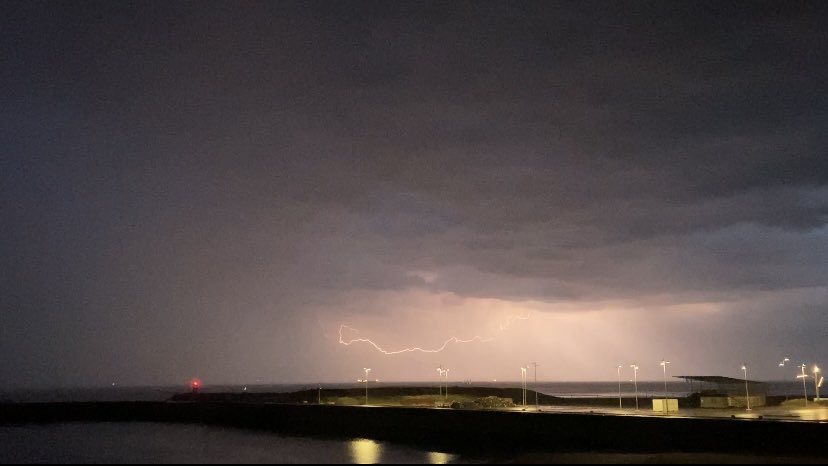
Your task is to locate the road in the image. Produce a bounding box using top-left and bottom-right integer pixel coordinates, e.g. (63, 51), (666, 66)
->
(503, 403), (828, 422)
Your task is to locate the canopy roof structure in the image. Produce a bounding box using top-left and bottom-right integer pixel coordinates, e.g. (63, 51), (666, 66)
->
(676, 375), (768, 396)
(675, 375), (766, 385)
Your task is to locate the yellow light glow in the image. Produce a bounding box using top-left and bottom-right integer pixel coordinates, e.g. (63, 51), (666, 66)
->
(427, 451), (456, 464)
(349, 438), (382, 464)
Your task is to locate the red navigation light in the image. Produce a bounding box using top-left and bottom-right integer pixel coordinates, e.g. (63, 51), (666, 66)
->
(191, 379), (201, 388)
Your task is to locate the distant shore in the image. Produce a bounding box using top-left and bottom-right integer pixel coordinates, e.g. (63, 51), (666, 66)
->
(172, 385), (581, 406)
(170, 384), (788, 409)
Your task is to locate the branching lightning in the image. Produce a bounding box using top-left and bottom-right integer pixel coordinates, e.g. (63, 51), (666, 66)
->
(338, 312), (531, 355)
(339, 325), (494, 354)
(499, 313), (531, 331)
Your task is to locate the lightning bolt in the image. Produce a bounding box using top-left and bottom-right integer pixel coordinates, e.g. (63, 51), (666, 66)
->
(338, 325), (494, 354)
(499, 313), (531, 331)
(338, 312), (531, 355)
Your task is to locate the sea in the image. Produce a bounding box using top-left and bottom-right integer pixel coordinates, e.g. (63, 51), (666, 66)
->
(0, 423), (457, 464)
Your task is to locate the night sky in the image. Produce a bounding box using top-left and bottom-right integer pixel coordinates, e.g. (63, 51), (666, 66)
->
(2, 1), (827, 388)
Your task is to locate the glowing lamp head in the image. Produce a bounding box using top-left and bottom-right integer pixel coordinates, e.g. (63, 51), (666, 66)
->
(191, 379), (201, 393)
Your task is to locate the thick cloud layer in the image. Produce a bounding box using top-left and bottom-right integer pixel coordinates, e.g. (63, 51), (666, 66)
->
(1, 1), (826, 386)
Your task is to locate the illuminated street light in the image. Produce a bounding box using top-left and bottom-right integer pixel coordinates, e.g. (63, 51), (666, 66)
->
(436, 365), (443, 399)
(814, 365), (822, 401)
(435, 366), (449, 405)
(520, 366), (527, 407)
(630, 363), (640, 410)
(616, 365), (623, 409)
(741, 364), (751, 411)
(363, 368), (371, 405)
(660, 359), (670, 414)
(523, 366), (528, 407)
(779, 358), (790, 401)
(520, 366), (526, 407)
(797, 364), (809, 406)
(531, 362), (540, 410)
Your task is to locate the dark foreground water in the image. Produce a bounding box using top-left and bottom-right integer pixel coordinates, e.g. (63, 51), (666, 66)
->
(3, 423), (825, 464)
(0, 423), (458, 464)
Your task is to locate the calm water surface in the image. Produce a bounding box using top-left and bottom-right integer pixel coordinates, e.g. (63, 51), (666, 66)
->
(0, 423), (458, 464)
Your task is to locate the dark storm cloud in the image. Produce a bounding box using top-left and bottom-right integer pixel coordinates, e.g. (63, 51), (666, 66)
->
(1, 1), (827, 385)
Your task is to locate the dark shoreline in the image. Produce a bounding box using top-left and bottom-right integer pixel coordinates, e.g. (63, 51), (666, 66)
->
(169, 385), (714, 408)
(2, 398), (827, 460)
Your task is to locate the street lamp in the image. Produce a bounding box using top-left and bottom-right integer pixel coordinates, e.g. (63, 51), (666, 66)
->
(520, 366), (527, 407)
(630, 363), (640, 410)
(436, 365), (443, 399)
(363, 368), (371, 405)
(616, 365), (623, 409)
(814, 365), (822, 401)
(435, 367), (449, 405)
(523, 366), (528, 407)
(531, 362), (540, 410)
(741, 364), (751, 411)
(660, 359), (670, 414)
(797, 364), (808, 406)
(779, 358), (790, 401)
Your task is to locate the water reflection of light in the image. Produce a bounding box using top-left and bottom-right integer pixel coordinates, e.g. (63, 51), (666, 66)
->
(427, 451), (456, 464)
(349, 438), (382, 464)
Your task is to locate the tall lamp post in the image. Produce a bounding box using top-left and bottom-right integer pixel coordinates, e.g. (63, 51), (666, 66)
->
(779, 358), (790, 401)
(741, 364), (751, 411)
(436, 365), (443, 399)
(797, 364), (809, 406)
(363, 368), (371, 405)
(630, 363), (640, 410)
(814, 365), (822, 401)
(531, 362), (540, 410)
(660, 359), (670, 414)
(520, 367), (527, 407)
(616, 365), (623, 409)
